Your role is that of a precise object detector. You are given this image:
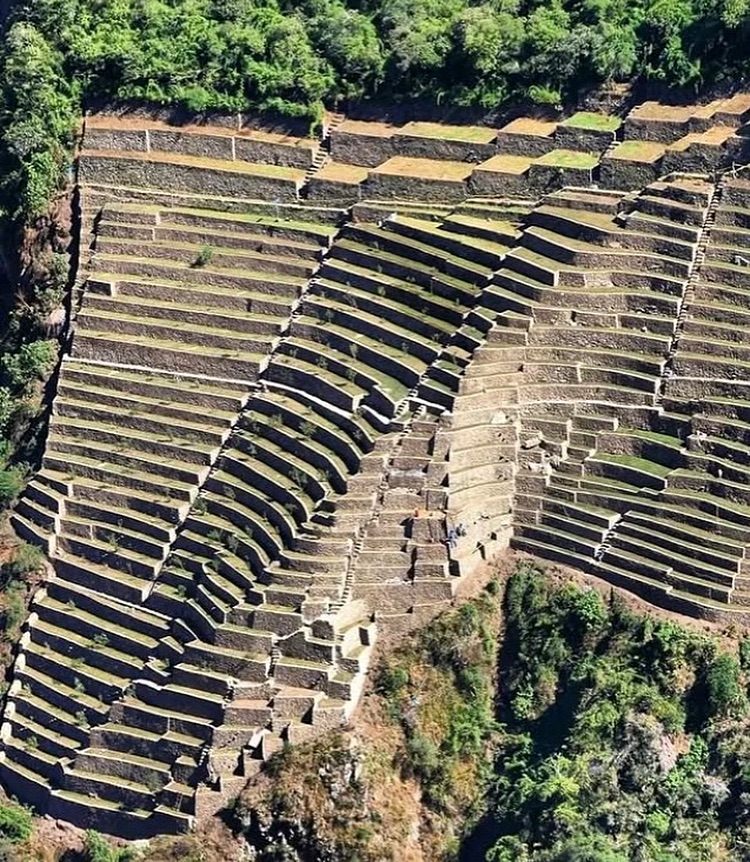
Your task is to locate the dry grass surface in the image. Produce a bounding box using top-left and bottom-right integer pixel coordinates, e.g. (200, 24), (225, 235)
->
(475, 153), (534, 174)
(628, 101), (695, 122)
(668, 125), (737, 151)
(336, 119), (400, 137)
(315, 161), (370, 182)
(399, 121), (497, 143)
(371, 156), (473, 181)
(86, 114), (237, 135)
(498, 117), (558, 136)
(86, 114), (315, 145)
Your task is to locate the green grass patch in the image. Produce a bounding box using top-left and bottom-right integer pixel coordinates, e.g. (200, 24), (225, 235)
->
(610, 140), (665, 161)
(594, 451), (673, 476)
(562, 111), (622, 132)
(535, 148), (599, 169)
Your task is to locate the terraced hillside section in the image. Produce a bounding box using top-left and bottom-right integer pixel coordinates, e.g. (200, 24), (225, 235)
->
(2, 118), (530, 835)
(121, 208), (523, 818)
(10, 107), (750, 837)
(584, 174), (750, 613)
(507, 174), (750, 618)
(2, 129), (345, 834)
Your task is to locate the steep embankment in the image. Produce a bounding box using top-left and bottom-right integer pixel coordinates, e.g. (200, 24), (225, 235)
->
(2, 560), (750, 860)
(231, 562), (750, 862)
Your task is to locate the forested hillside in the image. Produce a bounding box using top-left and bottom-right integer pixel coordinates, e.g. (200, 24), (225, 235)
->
(3, 0), (750, 222)
(214, 565), (750, 861)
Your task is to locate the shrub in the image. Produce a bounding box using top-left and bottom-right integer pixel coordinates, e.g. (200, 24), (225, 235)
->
(83, 830), (117, 862)
(0, 467), (25, 508)
(376, 664), (408, 700)
(194, 245), (214, 267)
(739, 637), (750, 672)
(1, 583), (26, 639)
(1, 340), (57, 391)
(0, 802), (32, 844)
(704, 654), (747, 721)
(1, 542), (43, 585)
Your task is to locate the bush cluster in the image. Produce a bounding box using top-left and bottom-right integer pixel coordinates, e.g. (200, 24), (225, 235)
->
(2, 0), (750, 221)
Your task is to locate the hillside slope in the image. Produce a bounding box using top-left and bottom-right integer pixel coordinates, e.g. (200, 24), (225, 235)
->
(232, 562), (750, 861)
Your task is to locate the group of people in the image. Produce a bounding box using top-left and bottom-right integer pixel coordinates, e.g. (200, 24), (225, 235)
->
(446, 523), (467, 548)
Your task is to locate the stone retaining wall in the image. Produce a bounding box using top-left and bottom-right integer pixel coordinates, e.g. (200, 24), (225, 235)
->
(365, 172), (469, 202)
(78, 154), (302, 201)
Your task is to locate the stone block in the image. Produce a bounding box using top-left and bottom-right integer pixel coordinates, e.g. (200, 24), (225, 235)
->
(366, 157), (472, 202)
(495, 118), (558, 157)
(148, 129), (234, 160)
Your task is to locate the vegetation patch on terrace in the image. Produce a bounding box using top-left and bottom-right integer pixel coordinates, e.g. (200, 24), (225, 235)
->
(609, 140), (666, 162)
(534, 149), (599, 168)
(562, 111), (622, 132)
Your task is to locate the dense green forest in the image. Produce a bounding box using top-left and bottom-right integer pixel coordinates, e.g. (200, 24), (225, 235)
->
(3, 0), (750, 222)
(480, 566), (750, 860)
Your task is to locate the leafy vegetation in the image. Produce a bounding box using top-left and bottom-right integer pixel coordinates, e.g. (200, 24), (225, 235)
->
(477, 562), (750, 861)
(0, 802), (32, 845)
(2, 0), (750, 222)
(0, 335), (58, 511)
(81, 830), (137, 862)
(225, 567), (750, 861)
(376, 585), (500, 820)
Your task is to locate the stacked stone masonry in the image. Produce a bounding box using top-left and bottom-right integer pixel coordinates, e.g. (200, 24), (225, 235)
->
(7, 100), (750, 835)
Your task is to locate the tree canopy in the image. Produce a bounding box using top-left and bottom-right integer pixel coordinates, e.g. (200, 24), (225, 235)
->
(2, 0), (750, 220)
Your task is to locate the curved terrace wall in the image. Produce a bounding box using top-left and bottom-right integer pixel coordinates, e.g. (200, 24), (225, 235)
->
(6, 96), (750, 836)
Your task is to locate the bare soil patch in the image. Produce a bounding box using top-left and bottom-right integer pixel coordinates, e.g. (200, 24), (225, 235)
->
(499, 117), (557, 137)
(371, 156), (473, 181)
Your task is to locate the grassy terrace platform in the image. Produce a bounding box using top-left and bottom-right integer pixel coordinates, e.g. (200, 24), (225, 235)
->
(562, 112), (622, 132)
(370, 156), (474, 181)
(607, 141), (666, 162)
(534, 149), (600, 169)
